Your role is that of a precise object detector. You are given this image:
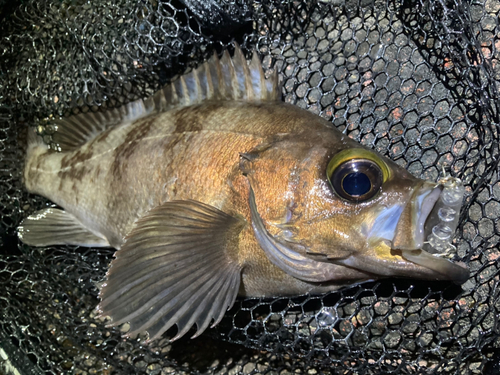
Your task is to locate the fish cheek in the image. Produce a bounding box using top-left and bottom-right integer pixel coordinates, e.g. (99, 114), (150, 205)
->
(239, 149), (295, 222)
(300, 208), (369, 259)
(323, 182), (411, 257)
(304, 176), (413, 259)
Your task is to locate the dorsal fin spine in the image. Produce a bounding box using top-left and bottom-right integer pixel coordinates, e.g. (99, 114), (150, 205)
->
(46, 45), (281, 152)
(195, 62), (208, 99)
(186, 69), (200, 104)
(250, 51), (265, 100)
(208, 52), (221, 99)
(173, 76), (184, 105)
(220, 50), (234, 100)
(233, 45), (249, 100)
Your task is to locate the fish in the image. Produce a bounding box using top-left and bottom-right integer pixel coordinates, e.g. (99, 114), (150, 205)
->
(17, 45), (469, 342)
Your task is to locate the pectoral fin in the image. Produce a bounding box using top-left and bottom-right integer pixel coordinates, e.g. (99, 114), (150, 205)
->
(97, 200), (244, 342)
(18, 208), (109, 247)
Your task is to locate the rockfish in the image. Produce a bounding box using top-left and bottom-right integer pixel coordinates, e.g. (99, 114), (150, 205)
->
(18, 45), (469, 342)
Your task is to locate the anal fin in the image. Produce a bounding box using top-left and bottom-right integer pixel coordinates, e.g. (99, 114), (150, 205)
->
(97, 200), (244, 342)
(18, 208), (109, 247)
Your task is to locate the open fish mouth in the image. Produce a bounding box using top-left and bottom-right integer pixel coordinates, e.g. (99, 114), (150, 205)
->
(392, 175), (465, 254)
(408, 176), (465, 256)
(399, 176), (469, 283)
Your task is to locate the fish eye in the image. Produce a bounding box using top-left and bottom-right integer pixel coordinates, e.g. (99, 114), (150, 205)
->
(328, 159), (383, 202)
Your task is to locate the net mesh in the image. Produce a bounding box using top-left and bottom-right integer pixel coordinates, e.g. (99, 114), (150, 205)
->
(1, 0), (499, 374)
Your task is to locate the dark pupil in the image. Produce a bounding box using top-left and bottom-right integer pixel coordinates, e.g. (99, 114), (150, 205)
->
(342, 172), (371, 196)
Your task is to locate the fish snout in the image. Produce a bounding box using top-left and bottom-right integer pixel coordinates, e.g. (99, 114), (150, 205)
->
(390, 177), (468, 283)
(393, 178), (464, 253)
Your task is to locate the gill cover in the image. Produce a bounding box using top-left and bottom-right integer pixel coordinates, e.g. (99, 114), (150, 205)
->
(248, 184), (373, 282)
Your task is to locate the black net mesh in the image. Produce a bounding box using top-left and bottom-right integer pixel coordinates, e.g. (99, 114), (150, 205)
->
(1, 0), (499, 374)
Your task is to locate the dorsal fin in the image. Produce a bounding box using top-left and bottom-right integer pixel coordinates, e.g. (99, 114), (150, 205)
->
(48, 44), (281, 152)
(147, 43), (280, 112)
(51, 99), (152, 151)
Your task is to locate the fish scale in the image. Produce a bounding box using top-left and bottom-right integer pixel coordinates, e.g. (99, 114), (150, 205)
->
(18, 45), (468, 343)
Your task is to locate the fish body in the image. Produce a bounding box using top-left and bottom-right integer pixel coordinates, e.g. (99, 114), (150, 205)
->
(25, 101), (371, 296)
(19, 46), (469, 341)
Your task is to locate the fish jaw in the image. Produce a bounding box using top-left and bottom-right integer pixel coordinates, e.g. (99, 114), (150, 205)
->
(332, 240), (469, 283)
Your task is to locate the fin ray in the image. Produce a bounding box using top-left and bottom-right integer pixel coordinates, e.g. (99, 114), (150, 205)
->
(48, 44), (280, 152)
(18, 208), (109, 247)
(98, 200), (243, 341)
(51, 98), (152, 151)
(101, 252), (225, 318)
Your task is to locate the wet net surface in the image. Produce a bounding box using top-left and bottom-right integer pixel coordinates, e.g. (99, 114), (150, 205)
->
(0, 0), (499, 374)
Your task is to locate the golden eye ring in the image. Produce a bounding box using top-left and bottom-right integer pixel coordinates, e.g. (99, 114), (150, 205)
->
(326, 149), (389, 202)
(329, 159), (383, 201)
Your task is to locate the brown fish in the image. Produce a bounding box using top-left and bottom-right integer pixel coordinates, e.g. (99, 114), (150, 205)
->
(18, 45), (469, 342)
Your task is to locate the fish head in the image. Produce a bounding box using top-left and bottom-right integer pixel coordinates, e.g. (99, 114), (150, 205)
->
(242, 126), (469, 284)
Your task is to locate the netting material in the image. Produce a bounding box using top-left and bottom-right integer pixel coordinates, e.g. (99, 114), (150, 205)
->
(1, 0), (499, 374)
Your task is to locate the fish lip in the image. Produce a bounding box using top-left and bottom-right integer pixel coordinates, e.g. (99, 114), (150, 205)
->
(415, 185), (443, 249)
(397, 178), (468, 283)
(400, 249), (470, 284)
(391, 183), (442, 251)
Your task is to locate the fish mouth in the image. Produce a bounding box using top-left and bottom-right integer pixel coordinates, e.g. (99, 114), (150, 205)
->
(392, 176), (469, 283)
(393, 177), (465, 253)
(399, 249), (469, 284)
(414, 185), (443, 249)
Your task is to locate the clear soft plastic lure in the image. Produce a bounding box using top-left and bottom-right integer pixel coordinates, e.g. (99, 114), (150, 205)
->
(424, 175), (465, 258)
